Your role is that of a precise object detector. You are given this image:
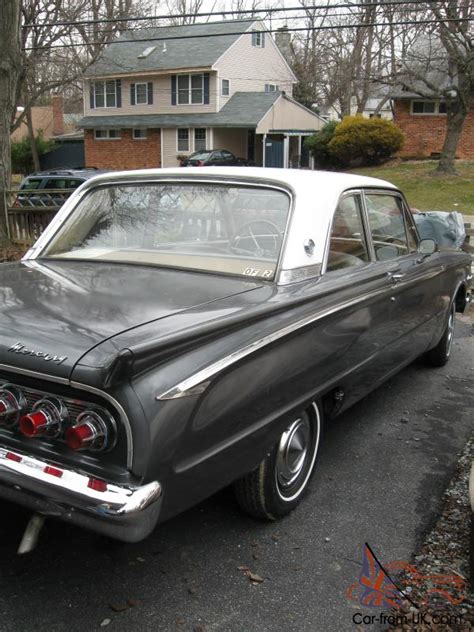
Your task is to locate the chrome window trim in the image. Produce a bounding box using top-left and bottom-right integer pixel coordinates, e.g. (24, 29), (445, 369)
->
(321, 189), (370, 274)
(29, 176), (295, 285)
(361, 188), (413, 259)
(277, 264), (322, 285)
(0, 364), (133, 469)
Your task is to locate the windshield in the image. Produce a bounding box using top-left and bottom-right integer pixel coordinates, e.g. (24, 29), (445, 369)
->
(42, 182), (291, 280)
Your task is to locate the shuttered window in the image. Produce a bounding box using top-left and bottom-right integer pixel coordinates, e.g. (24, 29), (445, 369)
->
(172, 73), (209, 105)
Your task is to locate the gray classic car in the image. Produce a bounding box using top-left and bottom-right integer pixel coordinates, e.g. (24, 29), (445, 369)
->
(0, 167), (471, 544)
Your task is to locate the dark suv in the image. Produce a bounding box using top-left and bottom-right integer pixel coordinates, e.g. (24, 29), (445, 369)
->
(17, 168), (107, 207)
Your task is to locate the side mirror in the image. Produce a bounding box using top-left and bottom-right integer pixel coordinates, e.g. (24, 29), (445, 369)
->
(418, 238), (438, 256)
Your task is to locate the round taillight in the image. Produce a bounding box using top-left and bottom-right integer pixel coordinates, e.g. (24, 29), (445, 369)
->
(0, 385), (26, 427)
(20, 397), (67, 438)
(65, 410), (116, 452)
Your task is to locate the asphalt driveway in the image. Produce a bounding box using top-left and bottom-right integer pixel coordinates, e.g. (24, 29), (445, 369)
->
(0, 314), (472, 632)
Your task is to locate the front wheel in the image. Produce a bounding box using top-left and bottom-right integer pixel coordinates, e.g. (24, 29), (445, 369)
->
(424, 301), (456, 367)
(234, 402), (323, 520)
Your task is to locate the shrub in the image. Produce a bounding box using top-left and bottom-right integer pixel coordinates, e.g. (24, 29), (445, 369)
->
(11, 131), (55, 175)
(304, 121), (342, 169)
(328, 115), (404, 167)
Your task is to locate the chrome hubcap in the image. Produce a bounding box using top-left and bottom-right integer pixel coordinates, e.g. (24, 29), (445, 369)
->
(276, 416), (311, 488)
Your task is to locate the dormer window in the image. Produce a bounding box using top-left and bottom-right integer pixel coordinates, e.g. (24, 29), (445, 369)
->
(265, 84), (278, 92)
(138, 46), (156, 59)
(252, 31), (265, 48)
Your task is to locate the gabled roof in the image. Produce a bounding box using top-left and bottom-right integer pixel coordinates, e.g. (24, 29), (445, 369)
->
(79, 91), (281, 128)
(84, 19), (257, 77)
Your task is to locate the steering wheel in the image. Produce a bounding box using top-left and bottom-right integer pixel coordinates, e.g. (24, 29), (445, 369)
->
(230, 219), (282, 257)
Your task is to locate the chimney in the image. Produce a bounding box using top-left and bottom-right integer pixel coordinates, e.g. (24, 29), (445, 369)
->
(275, 26), (292, 61)
(51, 94), (64, 136)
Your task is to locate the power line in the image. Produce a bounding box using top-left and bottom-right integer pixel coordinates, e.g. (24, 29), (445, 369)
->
(23, 0), (448, 30)
(24, 17), (473, 52)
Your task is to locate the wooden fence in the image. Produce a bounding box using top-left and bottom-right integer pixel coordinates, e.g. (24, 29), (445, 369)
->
(4, 189), (73, 246)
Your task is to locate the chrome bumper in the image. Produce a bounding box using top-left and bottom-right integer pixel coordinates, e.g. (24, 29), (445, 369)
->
(0, 447), (162, 542)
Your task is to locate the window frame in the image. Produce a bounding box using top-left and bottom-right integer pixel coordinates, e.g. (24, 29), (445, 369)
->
(361, 188), (418, 261)
(194, 128), (207, 151)
(221, 78), (230, 97)
(92, 80), (118, 109)
(94, 129), (121, 140)
(177, 128), (190, 152)
(265, 84), (278, 93)
(176, 73), (204, 105)
(252, 30), (264, 48)
(410, 100), (446, 116)
(133, 128), (148, 140)
(322, 191), (371, 274)
(134, 82), (149, 105)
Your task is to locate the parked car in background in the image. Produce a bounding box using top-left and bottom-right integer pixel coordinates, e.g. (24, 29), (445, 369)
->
(180, 149), (249, 167)
(16, 168), (107, 207)
(0, 167), (471, 544)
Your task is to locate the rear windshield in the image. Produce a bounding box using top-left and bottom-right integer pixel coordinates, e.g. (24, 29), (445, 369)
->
(42, 182), (291, 280)
(189, 152), (212, 161)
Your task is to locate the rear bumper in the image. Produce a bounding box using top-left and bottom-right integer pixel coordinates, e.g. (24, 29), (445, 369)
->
(0, 447), (162, 542)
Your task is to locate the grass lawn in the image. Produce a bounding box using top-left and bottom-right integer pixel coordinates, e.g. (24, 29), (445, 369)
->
(350, 160), (474, 216)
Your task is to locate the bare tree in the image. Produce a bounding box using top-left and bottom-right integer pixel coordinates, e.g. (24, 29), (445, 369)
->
(0, 0), (21, 240)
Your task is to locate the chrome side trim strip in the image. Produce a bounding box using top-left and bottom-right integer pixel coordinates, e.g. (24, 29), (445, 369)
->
(158, 265), (447, 401)
(277, 264), (322, 285)
(157, 283), (389, 400)
(0, 364), (70, 385)
(0, 447), (160, 516)
(70, 381), (134, 470)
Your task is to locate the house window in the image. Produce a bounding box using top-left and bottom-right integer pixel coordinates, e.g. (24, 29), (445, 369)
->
(135, 83), (148, 105)
(177, 74), (204, 105)
(92, 80), (118, 108)
(94, 129), (121, 140)
(133, 128), (148, 139)
(177, 128), (190, 152)
(252, 31), (265, 48)
(130, 82), (153, 106)
(194, 128), (207, 151)
(411, 100), (446, 115)
(221, 79), (230, 97)
(265, 84), (278, 92)
(369, 113), (382, 118)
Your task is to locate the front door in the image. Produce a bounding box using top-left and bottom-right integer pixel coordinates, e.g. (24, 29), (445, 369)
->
(265, 138), (284, 168)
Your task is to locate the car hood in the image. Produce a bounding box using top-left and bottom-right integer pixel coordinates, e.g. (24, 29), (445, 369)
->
(0, 260), (265, 381)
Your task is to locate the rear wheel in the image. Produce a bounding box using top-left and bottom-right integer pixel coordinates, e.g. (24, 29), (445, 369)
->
(234, 402), (323, 520)
(424, 301), (456, 367)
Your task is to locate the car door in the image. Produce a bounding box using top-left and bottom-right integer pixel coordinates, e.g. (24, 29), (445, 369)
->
(221, 150), (236, 165)
(362, 189), (443, 362)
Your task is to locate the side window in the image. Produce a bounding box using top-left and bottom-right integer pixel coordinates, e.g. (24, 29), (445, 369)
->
(365, 194), (410, 261)
(44, 179), (66, 189)
(326, 195), (369, 272)
(21, 178), (42, 190)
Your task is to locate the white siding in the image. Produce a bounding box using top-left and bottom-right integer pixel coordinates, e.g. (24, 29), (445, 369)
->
(214, 28), (295, 107)
(84, 73), (218, 117)
(257, 97), (324, 134)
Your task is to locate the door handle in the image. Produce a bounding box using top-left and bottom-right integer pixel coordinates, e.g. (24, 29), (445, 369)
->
(387, 271), (405, 284)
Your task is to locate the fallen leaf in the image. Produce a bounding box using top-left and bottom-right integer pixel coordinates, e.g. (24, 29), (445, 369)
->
(109, 603), (129, 612)
(271, 534), (280, 542)
(237, 565), (250, 572)
(176, 619), (186, 626)
(100, 620), (111, 628)
(247, 571), (264, 583)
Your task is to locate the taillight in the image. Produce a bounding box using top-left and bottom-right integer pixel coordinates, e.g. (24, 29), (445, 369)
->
(20, 397), (68, 438)
(65, 410), (116, 452)
(0, 385), (26, 427)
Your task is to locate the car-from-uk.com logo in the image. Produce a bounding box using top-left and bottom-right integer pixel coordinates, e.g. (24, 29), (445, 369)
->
(347, 543), (467, 627)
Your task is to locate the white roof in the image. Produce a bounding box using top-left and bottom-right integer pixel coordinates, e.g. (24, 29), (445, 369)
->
(28, 167), (398, 279)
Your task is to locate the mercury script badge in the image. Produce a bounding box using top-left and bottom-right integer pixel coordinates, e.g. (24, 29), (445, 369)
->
(8, 342), (68, 365)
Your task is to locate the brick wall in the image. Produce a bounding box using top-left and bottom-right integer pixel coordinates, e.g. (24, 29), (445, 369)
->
(84, 128), (162, 170)
(394, 100), (474, 159)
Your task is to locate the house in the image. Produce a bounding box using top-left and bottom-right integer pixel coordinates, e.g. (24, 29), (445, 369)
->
(318, 88), (393, 122)
(78, 20), (325, 169)
(391, 81), (474, 159)
(11, 95), (77, 142)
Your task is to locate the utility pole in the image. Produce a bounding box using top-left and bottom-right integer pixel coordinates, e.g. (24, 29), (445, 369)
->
(0, 0), (21, 242)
